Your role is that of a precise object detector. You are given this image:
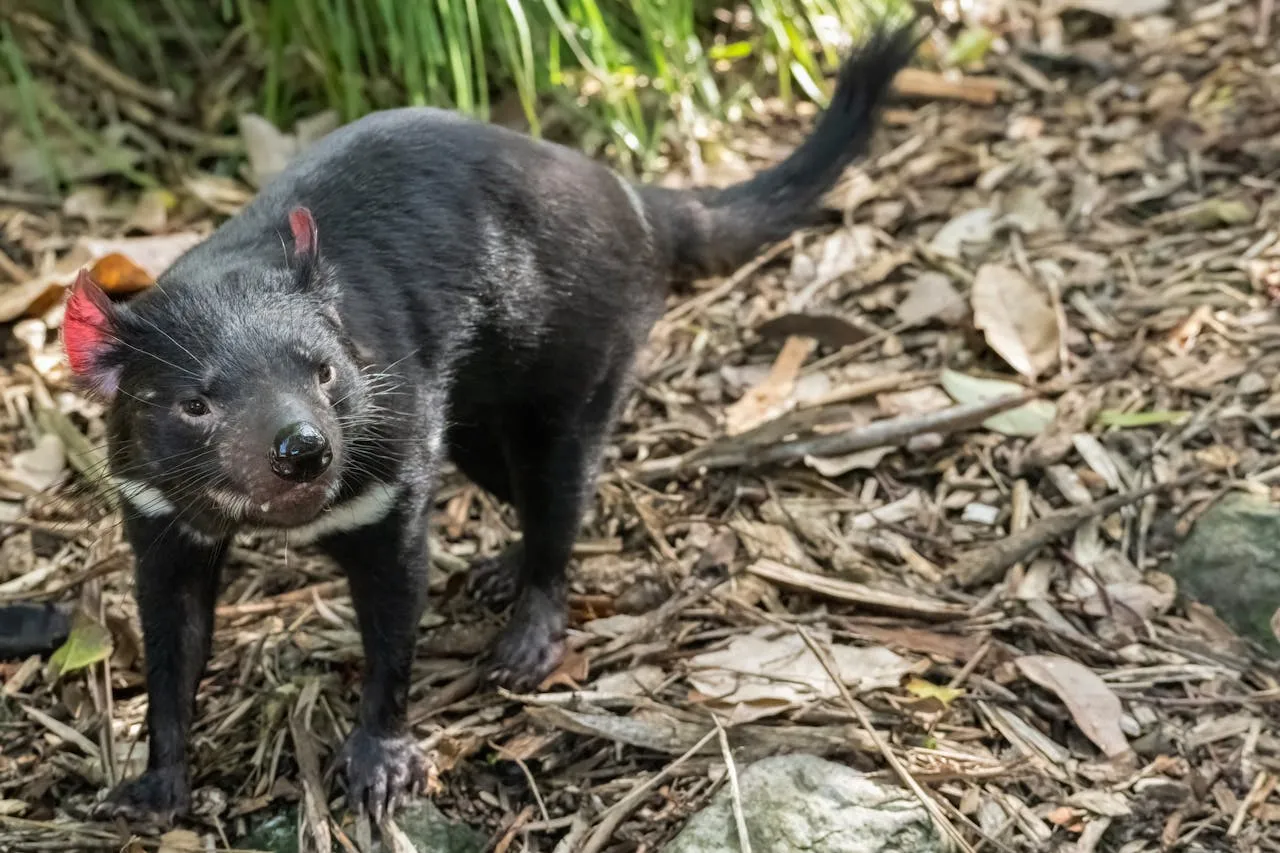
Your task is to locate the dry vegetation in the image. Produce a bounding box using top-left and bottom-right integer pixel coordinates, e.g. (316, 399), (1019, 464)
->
(2, 2), (1280, 852)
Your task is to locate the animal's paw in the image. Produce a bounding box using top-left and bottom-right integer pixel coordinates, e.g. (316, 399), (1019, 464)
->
(93, 765), (190, 823)
(464, 543), (523, 610)
(487, 586), (566, 692)
(341, 727), (426, 822)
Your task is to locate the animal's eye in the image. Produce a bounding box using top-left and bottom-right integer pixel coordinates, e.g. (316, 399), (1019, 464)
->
(317, 364), (335, 386)
(180, 398), (210, 417)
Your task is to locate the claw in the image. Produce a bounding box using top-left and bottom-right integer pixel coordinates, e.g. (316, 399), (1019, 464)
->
(486, 587), (566, 691)
(341, 728), (426, 819)
(94, 765), (191, 824)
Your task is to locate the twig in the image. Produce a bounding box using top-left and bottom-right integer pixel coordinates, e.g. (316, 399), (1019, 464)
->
(634, 392), (1033, 481)
(578, 727), (719, 853)
(215, 579), (348, 617)
(796, 627), (974, 853)
(892, 68), (1006, 105)
(952, 473), (1200, 587)
(713, 715), (753, 853)
(514, 756), (551, 824)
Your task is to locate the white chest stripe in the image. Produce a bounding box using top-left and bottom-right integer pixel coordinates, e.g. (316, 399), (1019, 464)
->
(271, 482), (401, 545)
(114, 478), (176, 518)
(113, 478), (401, 546)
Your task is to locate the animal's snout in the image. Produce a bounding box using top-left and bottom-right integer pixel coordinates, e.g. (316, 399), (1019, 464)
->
(270, 421), (332, 482)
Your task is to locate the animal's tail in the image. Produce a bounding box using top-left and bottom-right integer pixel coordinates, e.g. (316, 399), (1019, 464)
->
(640, 21), (919, 281)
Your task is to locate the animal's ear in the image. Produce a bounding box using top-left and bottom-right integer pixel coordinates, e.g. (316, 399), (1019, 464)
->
(288, 206), (334, 296)
(289, 207), (318, 259)
(62, 268), (123, 398)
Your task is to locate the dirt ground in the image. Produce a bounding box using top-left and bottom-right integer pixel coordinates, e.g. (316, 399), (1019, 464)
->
(3, 2), (1280, 852)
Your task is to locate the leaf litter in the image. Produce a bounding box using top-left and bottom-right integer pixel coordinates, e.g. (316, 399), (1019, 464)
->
(1, 4), (1280, 853)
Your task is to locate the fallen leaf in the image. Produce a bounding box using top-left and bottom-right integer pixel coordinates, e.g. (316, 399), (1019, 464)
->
(687, 626), (912, 721)
(1095, 410), (1188, 428)
(1003, 186), (1062, 234)
(1016, 654), (1131, 759)
(126, 188), (177, 234)
(89, 254), (154, 295)
(929, 208), (996, 259)
(49, 612), (114, 677)
(877, 386), (952, 417)
(157, 829), (203, 853)
(755, 314), (867, 348)
(904, 676), (963, 706)
(971, 264), (1059, 378)
(240, 110), (340, 188)
(78, 233), (202, 283)
(896, 272), (967, 326)
(1150, 197), (1257, 230)
(803, 445), (893, 477)
(8, 433), (66, 493)
(814, 228), (878, 282)
(538, 648), (590, 690)
(62, 186), (115, 223)
(940, 370), (1056, 437)
(593, 665), (666, 697)
(946, 27), (995, 66)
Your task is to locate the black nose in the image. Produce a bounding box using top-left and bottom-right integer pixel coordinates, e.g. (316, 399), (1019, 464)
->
(270, 421), (332, 482)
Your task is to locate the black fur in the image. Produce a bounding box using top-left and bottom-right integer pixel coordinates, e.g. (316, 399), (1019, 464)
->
(68, 24), (917, 822)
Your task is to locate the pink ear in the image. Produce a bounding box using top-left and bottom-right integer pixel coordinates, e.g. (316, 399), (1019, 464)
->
(289, 207), (318, 256)
(63, 269), (120, 396)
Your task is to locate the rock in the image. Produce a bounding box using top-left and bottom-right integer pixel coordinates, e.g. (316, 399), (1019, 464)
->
(1168, 493), (1280, 653)
(663, 754), (943, 853)
(238, 801), (483, 853)
(392, 800), (485, 853)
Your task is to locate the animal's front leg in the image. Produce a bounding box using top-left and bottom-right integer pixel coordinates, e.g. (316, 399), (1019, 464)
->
(97, 515), (229, 821)
(322, 491), (430, 821)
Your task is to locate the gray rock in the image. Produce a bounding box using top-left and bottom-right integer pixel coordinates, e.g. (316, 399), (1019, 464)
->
(663, 754), (943, 853)
(1168, 493), (1280, 654)
(391, 800), (485, 853)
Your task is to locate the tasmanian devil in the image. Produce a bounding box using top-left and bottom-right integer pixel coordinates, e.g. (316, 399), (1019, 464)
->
(61, 24), (916, 822)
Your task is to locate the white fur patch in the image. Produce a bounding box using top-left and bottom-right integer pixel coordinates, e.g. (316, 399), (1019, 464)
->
(114, 478), (175, 518)
(275, 481), (401, 545)
(113, 478), (222, 546)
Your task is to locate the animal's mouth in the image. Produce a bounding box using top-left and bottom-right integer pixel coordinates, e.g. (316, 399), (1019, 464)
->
(212, 479), (337, 528)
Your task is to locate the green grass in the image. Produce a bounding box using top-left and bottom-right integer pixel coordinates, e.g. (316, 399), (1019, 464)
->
(2, 0), (910, 185)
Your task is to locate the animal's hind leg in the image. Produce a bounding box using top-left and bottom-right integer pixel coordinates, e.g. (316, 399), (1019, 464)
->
(487, 369), (625, 690)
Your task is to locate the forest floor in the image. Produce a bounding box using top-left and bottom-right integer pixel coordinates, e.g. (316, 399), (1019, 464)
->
(2, 2), (1280, 852)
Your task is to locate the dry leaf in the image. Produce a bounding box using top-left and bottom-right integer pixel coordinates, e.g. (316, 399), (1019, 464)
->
(755, 313), (867, 348)
(803, 445), (893, 477)
(157, 829), (203, 853)
(929, 207), (996, 259)
(89, 254), (154, 294)
(897, 272), (967, 326)
(904, 676), (963, 706)
(687, 627), (911, 721)
(971, 264), (1059, 378)
(940, 370), (1056, 436)
(1016, 654), (1132, 759)
(77, 233), (202, 283)
(538, 648), (590, 690)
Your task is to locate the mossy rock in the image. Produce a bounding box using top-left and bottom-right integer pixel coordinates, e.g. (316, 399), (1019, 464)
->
(1168, 492), (1280, 655)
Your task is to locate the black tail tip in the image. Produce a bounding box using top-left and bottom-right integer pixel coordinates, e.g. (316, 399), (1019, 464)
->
(831, 15), (927, 98)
